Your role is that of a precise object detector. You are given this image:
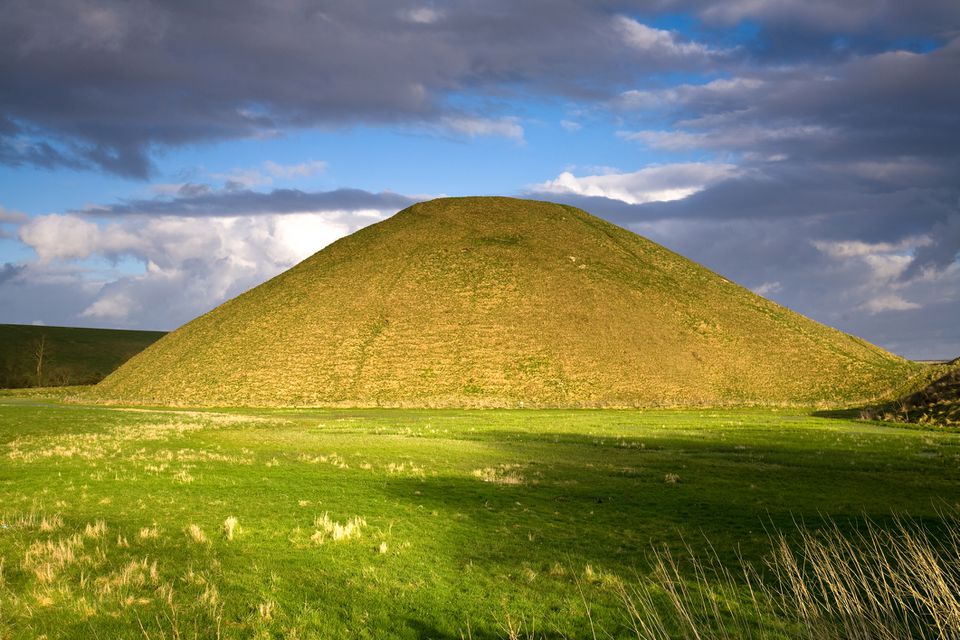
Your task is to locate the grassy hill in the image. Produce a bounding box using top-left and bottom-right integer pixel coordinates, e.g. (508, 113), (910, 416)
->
(93, 196), (925, 407)
(0, 324), (165, 388)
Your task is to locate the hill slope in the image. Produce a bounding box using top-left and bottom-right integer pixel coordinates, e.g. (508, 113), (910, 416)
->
(93, 197), (922, 407)
(0, 324), (165, 388)
(861, 359), (959, 426)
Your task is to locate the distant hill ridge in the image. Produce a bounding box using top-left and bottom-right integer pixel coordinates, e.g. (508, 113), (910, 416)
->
(0, 324), (165, 389)
(92, 197), (923, 407)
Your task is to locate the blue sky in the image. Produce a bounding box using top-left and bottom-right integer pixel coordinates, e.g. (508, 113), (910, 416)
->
(1, 1), (959, 359)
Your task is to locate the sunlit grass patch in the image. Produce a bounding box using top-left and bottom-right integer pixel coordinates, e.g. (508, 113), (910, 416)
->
(298, 452), (349, 469)
(386, 461), (426, 476)
(2, 401), (960, 638)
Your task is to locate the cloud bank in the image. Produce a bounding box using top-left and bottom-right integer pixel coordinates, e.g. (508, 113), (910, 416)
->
(2, 188), (415, 329)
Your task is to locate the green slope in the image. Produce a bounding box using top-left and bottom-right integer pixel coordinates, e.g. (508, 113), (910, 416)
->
(93, 197), (923, 407)
(0, 324), (165, 388)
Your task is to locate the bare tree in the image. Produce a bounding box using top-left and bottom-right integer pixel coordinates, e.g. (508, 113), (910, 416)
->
(34, 334), (46, 387)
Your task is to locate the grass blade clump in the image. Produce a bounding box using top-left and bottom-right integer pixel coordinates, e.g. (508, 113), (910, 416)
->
(610, 512), (960, 640)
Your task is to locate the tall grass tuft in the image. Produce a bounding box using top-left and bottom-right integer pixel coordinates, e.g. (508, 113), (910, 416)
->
(222, 516), (239, 541)
(765, 514), (960, 640)
(611, 512), (960, 640)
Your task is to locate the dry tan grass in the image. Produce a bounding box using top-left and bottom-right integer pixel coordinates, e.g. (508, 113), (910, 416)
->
(609, 513), (960, 640)
(38, 514), (63, 532)
(172, 468), (195, 484)
(21, 534), (85, 584)
(298, 452), (349, 469)
(95, 558), (159, 597)
(384, 461), (426, 476)
(83, 520), (107, 539)
(222, 516), (239, 541)
(2, 516), (233, 635)
(311, 513), (367, 544)
(6, 418), (255, 472)
(583, 564), (598, 583)
(186, 524), (207, 544)
(138, 526), (159, 541)
(472, 464), (526, 485)
(257, 600), (275, 620)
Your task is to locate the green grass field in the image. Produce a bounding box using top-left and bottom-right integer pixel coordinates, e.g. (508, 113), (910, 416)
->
(0, 324), (165, 389)
(1, 394), (958, 638)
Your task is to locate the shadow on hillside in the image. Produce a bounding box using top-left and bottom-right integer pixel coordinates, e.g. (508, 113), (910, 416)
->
(810, 408), (862, 420)
(813, 363), (959, 428)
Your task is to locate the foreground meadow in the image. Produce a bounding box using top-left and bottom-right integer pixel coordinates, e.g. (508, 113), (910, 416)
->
(1, 398), (958, 638)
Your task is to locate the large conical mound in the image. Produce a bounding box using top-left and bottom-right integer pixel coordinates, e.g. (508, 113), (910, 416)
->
(93, 197), (921, 407)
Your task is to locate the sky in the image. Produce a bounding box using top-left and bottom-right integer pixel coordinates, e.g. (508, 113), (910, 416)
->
(1, 1), (958, 360)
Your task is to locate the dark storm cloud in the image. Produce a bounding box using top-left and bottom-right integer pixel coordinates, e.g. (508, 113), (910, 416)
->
(536, 168), (956, 240)
(669, 0), (960, 58)
(531, 26), (959, 360)
(76, 188), (419, 218)
(0, 136), (86, 172)
(0, 0), (722, 177)
(617, 39), (960, 163)
(606, 34), (960, 280)
(0, 263), (25, 285)
(903, 214), (960, 279)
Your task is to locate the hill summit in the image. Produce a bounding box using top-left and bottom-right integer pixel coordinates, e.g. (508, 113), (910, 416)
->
(94, 197), (920, 407)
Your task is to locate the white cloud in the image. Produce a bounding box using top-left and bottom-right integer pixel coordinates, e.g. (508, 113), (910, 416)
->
(560, 120), (582, 132)
(812, 237), (931, 260)
(752, 281), (783, 297)
(213, 168), (273, 189)
(614, 16), (713, 57)
(812, 238), (932, 283)
(399, 7), (443, 24)
(615, 77), (764, 111)
(812, 236), (938, 315)
(439, 116), (524, 141)
(213, 159), (328, 189)
(262, 160), (328, 180)
(19, 214), (144, 262)
(697, 0), (881, 30)
(17, 208), (391, 325)
(859, 294), (921, 314)
(618, 129), (707, 151)
(619, 124), (831, 152)
(81, 291), (135, 320)
(532, 163), (739, 205)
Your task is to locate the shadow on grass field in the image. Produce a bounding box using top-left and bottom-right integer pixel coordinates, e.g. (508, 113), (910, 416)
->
(1, 400), (958, 638)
